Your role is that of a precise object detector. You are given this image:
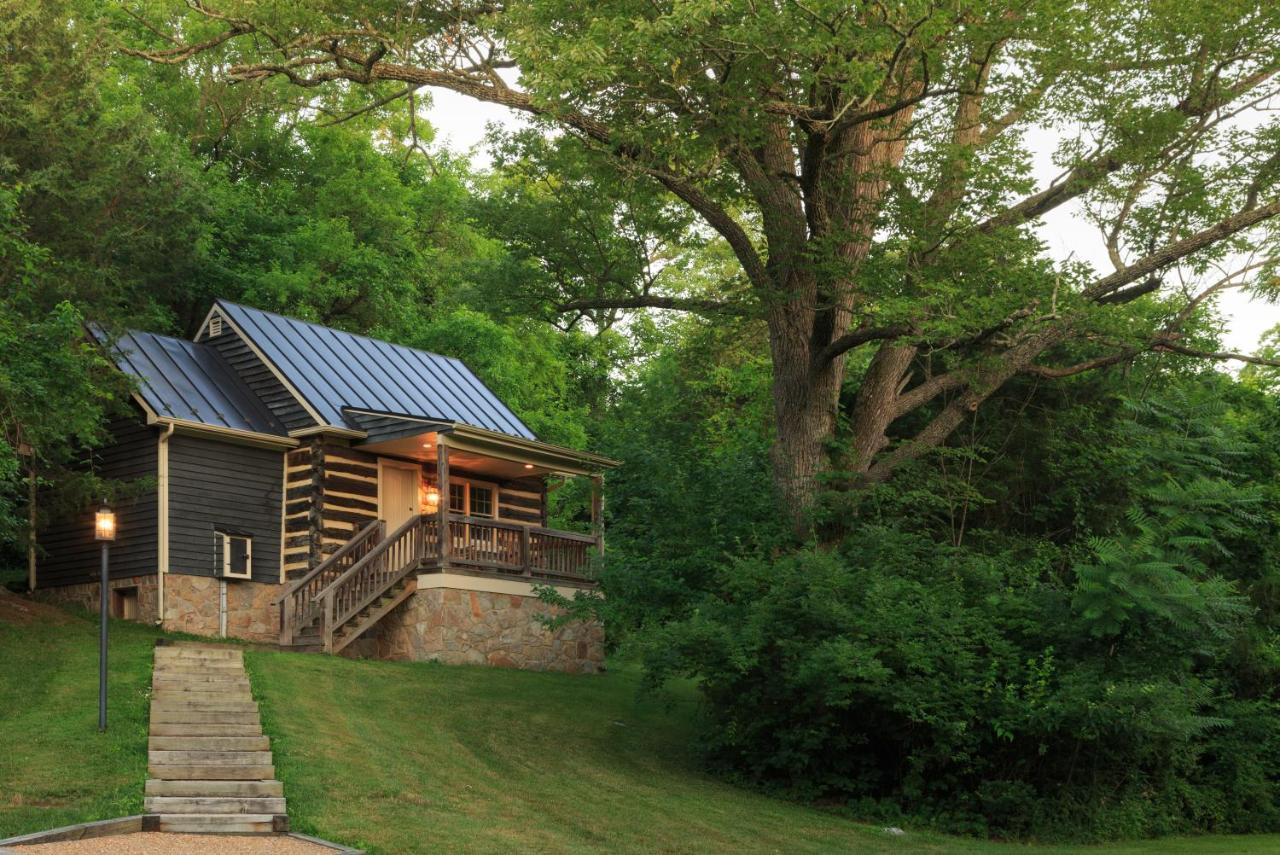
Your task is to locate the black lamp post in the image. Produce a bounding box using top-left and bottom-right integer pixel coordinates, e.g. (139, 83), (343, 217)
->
(94, 502), (115, 733)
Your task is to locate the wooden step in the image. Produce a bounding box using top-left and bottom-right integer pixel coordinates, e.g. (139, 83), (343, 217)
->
(151, 700), (258, 712)
(154, 651), (243, 662)
(150, 736), (270, 751)
(144, 795), (286, 815)
(152, 673), (252, 684)
(149, 750), (274, 766)
(149, 710), (261, 725)
(153, 661), (246, 671)
(145, 795), (287, 815)
(151, 686), (252, 696)
(148, 763), (275, 780)
(150, 721), (262, 737)
(154, 813), (285, 833)
(152, 669), (247, 678)
(145, 779), (283, 798)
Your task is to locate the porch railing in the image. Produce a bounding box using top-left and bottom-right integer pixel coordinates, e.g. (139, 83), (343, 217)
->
(438, 514), (598, 582)
(278, 513), (600, 647)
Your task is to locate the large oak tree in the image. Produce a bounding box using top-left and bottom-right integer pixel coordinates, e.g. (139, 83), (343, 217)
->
(123, 0), (1280, 528)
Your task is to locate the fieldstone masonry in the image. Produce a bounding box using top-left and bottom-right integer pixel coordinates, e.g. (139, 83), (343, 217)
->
(32, 573), (159, 623)
(35, 573), (605, 673)
(356, 582), (606, 673)
(162, 573), (284, 642)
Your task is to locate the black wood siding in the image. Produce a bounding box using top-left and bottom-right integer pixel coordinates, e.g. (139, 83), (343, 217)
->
(168, 435), (284, 584)
(38, 410), (158, 587)
(201, 326), (316, 431)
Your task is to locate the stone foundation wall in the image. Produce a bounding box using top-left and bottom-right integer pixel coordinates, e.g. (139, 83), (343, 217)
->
(162, 573), (284, 642)
(32, 574), (159, 623)
(352, 579), (605, 673)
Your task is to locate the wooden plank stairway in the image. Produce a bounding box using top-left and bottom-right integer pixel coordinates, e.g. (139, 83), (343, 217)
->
(144, 641), (288, 833)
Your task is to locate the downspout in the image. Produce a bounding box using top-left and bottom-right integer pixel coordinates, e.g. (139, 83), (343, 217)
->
(219, 578), (228, 637)
(156, 422), (175, 626)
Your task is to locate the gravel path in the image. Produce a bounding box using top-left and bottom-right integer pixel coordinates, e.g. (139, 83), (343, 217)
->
(10, 832), (333, 854)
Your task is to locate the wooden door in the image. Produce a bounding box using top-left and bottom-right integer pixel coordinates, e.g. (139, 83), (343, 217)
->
(379, 462), (418, 531)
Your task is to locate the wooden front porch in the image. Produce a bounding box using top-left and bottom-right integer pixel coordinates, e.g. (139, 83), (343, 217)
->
(277, 512), (599, 655)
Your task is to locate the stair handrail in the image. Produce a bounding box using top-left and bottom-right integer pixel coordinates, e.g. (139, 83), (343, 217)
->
(274, 518), (383, 605)
(316, 514), (429, 653)
(313, 514), (424, 603)
(276, 518), (383, 646)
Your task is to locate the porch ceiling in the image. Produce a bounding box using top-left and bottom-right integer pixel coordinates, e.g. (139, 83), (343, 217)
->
(347, 409), (619, 477)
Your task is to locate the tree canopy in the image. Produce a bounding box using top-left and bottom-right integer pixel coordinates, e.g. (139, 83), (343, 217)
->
(121, 0), (1280, 529)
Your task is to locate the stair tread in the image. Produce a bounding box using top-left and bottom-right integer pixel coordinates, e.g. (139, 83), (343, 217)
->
(145, 779), (284, 797)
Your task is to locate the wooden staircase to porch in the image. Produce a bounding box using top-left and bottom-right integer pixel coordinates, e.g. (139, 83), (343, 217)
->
(276, 513), (598, 655)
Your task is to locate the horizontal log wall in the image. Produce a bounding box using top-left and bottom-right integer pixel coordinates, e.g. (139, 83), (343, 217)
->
(283, 444), (316, 580)
(317, 443), (379, 560)
(498, 476), (546, 526)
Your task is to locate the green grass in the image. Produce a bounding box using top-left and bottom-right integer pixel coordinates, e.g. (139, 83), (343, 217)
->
(0, 599), (162, 837)
(3, 601), (1279, 853)
(243, 648), (1280, 855)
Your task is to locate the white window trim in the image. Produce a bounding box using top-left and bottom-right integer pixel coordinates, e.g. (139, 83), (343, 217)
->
(220, 532), (253, 580)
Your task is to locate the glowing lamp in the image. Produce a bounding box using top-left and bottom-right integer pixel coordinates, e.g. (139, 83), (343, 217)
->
(423, 487), (440, 512)
(94, 504), (116, 542)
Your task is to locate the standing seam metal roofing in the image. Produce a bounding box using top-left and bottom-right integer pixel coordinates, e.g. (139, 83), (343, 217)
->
(105, 330), (284, 434)
(215, 301), (537, 440)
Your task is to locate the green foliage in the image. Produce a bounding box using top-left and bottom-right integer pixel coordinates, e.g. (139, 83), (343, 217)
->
(626, 362), (1280, 841)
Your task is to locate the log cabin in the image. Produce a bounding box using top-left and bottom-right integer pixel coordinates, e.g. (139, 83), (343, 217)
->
(33, 300), (617, 672)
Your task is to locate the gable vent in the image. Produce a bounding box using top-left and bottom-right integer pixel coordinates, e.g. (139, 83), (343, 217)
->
(208, 314), (224, 337)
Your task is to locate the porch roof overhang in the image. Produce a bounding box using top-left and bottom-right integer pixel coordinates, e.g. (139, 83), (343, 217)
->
(342, 408), (620, 477)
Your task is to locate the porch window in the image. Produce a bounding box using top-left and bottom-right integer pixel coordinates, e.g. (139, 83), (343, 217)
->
(470, 485), (494, 518)
(446, 479), (498, 519)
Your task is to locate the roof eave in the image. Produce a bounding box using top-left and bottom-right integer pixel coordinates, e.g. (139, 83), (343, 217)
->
(441, 423), (621, 475)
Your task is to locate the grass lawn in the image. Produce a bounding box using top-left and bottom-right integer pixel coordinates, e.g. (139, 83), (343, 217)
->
(0, 593), (162, 838)
(4, 597), (1280, 854)
(243, 647), (1280, 855)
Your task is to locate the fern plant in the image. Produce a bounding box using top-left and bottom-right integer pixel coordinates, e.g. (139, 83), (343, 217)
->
(1074, 393), (1260, 639)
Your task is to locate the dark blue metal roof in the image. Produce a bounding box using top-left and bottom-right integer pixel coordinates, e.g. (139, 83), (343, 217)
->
(106, 330), (285, 435)
(215, 301), (537, 440)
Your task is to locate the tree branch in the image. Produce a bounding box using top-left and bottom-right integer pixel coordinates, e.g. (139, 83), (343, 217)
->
(555, 296), (745, 314)
(1085, 198), (1280, 301)
(814, 324), (916, 368)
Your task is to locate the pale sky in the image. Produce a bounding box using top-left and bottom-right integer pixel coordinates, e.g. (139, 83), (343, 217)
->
(424, 93), (1280, 354)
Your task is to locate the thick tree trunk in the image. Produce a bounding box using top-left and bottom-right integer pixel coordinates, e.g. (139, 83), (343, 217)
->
(765, 299), (844, 534)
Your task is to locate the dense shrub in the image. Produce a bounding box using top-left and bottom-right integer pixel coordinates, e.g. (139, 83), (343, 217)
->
(617, 372), (1280, 841)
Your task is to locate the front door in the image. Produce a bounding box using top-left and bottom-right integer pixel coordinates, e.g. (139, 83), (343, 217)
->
(379, 461), (419, 531)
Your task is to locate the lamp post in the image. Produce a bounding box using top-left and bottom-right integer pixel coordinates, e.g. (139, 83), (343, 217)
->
(94, 502), (115, 733)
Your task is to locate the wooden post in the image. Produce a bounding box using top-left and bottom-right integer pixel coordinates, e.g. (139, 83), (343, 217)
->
(437, 441), (451, 568)
(281, 593), (293, 646)
(591, 474), (605, 557)
(520, 525), (532, 577)
(323, 593), (335, 654)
